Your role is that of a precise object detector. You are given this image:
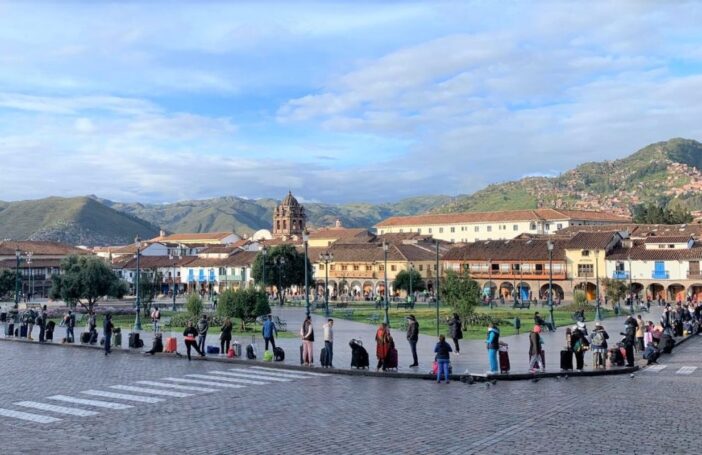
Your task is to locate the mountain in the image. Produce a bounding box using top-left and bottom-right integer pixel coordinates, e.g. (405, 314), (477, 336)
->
(435, 138), (702, 216)
(98, 195), (455, 235)
(0, 196), (160, 246)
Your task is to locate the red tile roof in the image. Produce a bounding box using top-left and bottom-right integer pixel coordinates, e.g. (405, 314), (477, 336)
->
(565, 232), (621, 250)
(442, 238), (568, 262)
(608, 242), (702, 261)
(0, 241), (90, 256)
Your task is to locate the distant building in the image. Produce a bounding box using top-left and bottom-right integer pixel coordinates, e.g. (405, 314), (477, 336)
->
(375, 209), (630, 243)
(273, 191), (306, 238)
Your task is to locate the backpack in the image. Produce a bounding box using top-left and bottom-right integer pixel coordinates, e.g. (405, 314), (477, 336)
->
(246, 344), (256, 360)
(592, 331), (605, 346)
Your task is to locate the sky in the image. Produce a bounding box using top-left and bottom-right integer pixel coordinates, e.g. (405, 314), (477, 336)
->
(1, 1), (702, 204)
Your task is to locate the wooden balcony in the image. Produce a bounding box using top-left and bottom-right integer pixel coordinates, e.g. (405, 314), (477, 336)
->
(328, 270), (377, 279)
(468, 271), (567, 281)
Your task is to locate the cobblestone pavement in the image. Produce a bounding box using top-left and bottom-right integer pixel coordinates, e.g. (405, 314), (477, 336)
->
(0, 333), (701, 454)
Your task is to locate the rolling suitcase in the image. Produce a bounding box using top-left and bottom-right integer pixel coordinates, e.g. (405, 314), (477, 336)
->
(207, 345), (220, 355)
(5, 323), (14, 337)
(19, 324), (28, 338)
(80, 332), (91, 344)
(246, 344), (256, 359)
(320, 347), (331, 367)
(113, 332), (122, 347)
(273, 346), (285, 361)
(128, 332), (141, 348)
(46, 321), (55, 341)
(560, 350), (573, 371)
(499, 350), (511, 373)
(300, 344), (304, 364)
(385, 348), (398, 370)
(164, 337), (177, 353)
(231, 342), (242, 357)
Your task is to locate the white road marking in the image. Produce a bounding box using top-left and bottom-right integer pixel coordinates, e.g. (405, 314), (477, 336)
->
(230, 368), (309, 379)
(0, 408), (61, 423)
(161, 377), (245, 389)
(135, 381), (217, 393)
(209, 371), (291, 382)
(48, 395), (133, 410)
(676, 366), (698, 375)
(249, 366), (329, 377)
(15, 401), (98, 417)
(81, 390), (164, 403)
(184, 374), (268, 385)
(110, 385), (192, 398)
(645, 365), (667, 372)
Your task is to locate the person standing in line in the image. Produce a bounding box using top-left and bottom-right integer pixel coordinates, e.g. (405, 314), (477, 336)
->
(571, 324), (588, 372)
(323, 319), (334, 368)
(26, 308), (36, 340)
(485, 323), (500, 374)
(590, 323), (609, 369)
(406, 315), (419, 367)
(434, 335), (453, 384)
(37, 305), (48, 343)
(151, 305), (161, 333)
(621, 317), (636, 367)
(635, 315), (645, 351)
(300, 315), (314, 366)
(448, 313), (463, 355)
(183, 320), (205, 360)
(375, 323), (391, 371)
(528, 325), (543, 372)
(64, 310), (75, 343)
(262, 315), (278, 351)
(220, 318), (233, 355)
(88, 311), (98, 344)
(103, 313), (114, 356)
(197, 314), (209, 353)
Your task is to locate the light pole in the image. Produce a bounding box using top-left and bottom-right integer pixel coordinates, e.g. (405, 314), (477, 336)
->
(26, 252), (33, 301)
(261, 246), (268, 295)
(435, 240), (440, 337)
(319, 251), (333, 318)
(546, 240), (555, 330)
(628, 254), (633, 314)
(134, 236), (143, 331)
(408, 262), (413, 305)
(303, 231), (310, 317)
(169, 253), (181, 312)
(488, 258), (492, 308)
(275, 256), (286, 306)
(383, 241), (389, 326)
(208, 268), (214, 301)
(595, 249), (602, 321)
(14, 248), (21, 308)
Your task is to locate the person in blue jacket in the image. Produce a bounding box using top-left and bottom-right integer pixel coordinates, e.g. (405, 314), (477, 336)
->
(262, 314), (278, 351)
(485, 323), (500, 374)
(434, 335), (453, 383)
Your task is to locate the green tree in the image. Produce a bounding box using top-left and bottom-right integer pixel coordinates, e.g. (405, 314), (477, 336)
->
(573, 290), (588, 307)
(251, 244), (312, 306)
(49, 255), (126, 312)
(138, 269), (162, 315)
(0, 269), (18, 299)
(602, 278), (628, 305)
(632, 202), (693, 224)
(440, 270), (480, 329)
(393, 269), (426, 294)
(216, 288), (237, 320)
(186, 293), (203, 318)
(232, 288), (269, 330)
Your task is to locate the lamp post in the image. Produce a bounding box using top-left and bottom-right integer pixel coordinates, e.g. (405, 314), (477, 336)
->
(383, 241), (389, 326)
(261, 246), (268, 295)
(275, 256), (286, 306)
(319, 251), (333, 318)
(435, 240), (440, 337)
(133, 236), (143, 331)
(14, 248), (21, 308)
(595, 249), (602, 321)
(408, 262), (413, 305)
(208, 268), (214, 301)
(26, 252), (33, 301)
(546, 240), (555, 330)
(488, 258), (492, 308)
(169, 253), (181, 312)
(303, 231), (310, 317)
(628, 255), (633, 314)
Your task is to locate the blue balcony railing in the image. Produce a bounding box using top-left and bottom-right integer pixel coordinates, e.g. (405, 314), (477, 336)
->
(652, 270), (670, 279)
(612, 271), (629, 279)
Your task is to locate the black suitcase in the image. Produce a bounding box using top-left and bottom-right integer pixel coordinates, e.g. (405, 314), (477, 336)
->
(19, 324), (28, 338)
(661, 335), (674, 354)
(81, 332), (91, 344)
(299, 344), (304, 364)
(273, 346), (285, 361)
(45, 321), (54, 341)
(128, 332), (141, 348)
(246, 344), (256, 359)
(320, 347), (330, 367)
(385, 348), (398, 370)
(560, 350), (573, 371)
(4, 323), (14, 337)
(499, 350), (510, 373)
(350, 341), (369, 369)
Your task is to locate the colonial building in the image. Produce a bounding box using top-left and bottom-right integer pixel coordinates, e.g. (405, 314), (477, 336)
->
(273, 191), (306, 238)
(375, 208), (630, 243)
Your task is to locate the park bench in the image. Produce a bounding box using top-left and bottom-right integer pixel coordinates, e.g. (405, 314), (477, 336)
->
(273, 315), (287, 332)
(512, 300), (531, 310)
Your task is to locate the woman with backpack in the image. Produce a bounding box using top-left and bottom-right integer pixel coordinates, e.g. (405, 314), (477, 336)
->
(220, 318), (233, 356)
(571, 325), (589, 371)
(590, 323), (609, 369)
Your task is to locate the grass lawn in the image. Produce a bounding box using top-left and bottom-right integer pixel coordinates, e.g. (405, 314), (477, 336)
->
(313, 302), (614, 340)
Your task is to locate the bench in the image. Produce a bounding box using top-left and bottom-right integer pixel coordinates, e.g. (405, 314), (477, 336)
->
(273, 316), (287, 332)
(512, 301), (531, 309)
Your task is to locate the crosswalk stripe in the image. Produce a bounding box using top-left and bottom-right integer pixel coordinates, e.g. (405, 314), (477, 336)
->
(81, 390), (164, 403)
(135, 381), (217, 393)
(161, 377), (245, 389)
(229, 368), (309, 379)
(48, 395), (134, 410)
(185, 374), (268, 385)
(0, 408), (61, 423)
(15, 401), (98, 417)
(676, 366), (698, 375)
(645, 365), (667, 372)
(249, 366), (329, 377)
(110, 385), (192, 398)
(209, 371), (291, 382)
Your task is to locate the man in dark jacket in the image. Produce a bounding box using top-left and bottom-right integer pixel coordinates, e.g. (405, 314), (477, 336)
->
(37, 305), (48, 343)
(103, 314), (114, 356)
(197, 315), (209, 353)
(406, 315), (419, 367)
(621, 318), (636, 367)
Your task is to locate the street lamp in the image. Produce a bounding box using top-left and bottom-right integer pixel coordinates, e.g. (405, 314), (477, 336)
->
(546, 240), (555, 330)
(319, 251), (333, 318)
(26, 252), (33, 301)
(261, 246), (268, 295)
(435, 240), (440, 337)
(275, 256), (286, 306)
(595, 249), (602, 321)
(133, 237), (143, 331)
(303, 231), (310, 317)
(408, 262), (414, 306)
(628, 255), (633, 314)
(169, 253), (181, 312)
(14, 248), (21, 309)
(383, 241), (389, 326)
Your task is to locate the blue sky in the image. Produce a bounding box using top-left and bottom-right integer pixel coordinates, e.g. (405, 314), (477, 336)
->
(1, 1), (702, 204)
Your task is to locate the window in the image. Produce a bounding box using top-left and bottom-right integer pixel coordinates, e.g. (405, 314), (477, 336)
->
(379, 265), (384, 271)
(365, 265), (372, 271)
(439, 227), (444, 233)
(399, 229), (403, 233)
(556, 223), (563, 230)
(428, 228), (432, 234)
(513, 224), (518, 231)
(545, 223), (550, 231)
(450, 227), (455, 233)
(418, 265), (423, 271)
(418, 228), (421, 234)
(319, 264), (325, 270)
(330, 265), (335, 271)
(391, 265), (397, 272)
(353, 265), (359, 271)
(669, 244), (675, 249)
(577, 264), (594, 277)
(433, 264), (437, 271)
(380, 230), (384, 235)
(487, 226), (492, 232)
(581, 250), (590, 257)
(474, 226), (479, 232)
(341, 265), (348, 271)
(530, 222), (537, 230)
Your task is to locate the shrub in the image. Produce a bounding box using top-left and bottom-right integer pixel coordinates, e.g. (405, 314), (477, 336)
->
(186, 293), (203, 318)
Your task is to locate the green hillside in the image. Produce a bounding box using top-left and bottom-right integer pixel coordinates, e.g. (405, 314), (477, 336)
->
(0, 197), (160, 246)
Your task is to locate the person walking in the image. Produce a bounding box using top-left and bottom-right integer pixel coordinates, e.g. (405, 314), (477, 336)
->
(323, 319), (334, 367)
(151, 305), (161, 333)
(448, 313), (463, 355)
(406, 314), (419, 367)
(621, 317), (636, 367)
(529, 325), (543, 372)
(103, 313), (114, 356)
(183, 320), (205, 360)
(197, 314), (209, 353)
(434, 335), (453, 383)
(635, 315), (645, 351)
(300, 315), (314, 366)
(262, 315), (278, 351)
(37, 305), (48, 343)
(220, 318), (233, 355)
(590, 323), (609, 369)
(375, 323), (391, 371)
(485, 323), (500, 374)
